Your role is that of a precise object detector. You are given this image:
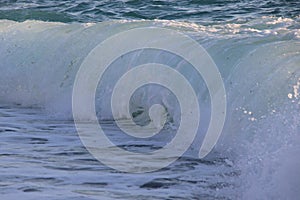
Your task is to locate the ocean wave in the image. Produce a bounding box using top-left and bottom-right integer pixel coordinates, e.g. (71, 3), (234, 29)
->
(0, 18), (299, 198)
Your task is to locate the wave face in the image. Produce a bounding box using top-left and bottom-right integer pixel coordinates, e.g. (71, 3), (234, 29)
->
(0, 18), (299, 117)
(0, 18), (299, 198)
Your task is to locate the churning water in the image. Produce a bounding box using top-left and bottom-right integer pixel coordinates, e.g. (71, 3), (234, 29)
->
(0, 1), (299, 199)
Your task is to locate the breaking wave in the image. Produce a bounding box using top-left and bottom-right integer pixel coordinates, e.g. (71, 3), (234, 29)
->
(0, 17), (299, 198)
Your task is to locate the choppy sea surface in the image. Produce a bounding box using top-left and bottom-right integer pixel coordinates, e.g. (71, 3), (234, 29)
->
(0, 1), (300, 199)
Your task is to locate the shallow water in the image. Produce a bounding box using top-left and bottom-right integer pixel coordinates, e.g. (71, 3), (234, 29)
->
(0, 106), (238, 200)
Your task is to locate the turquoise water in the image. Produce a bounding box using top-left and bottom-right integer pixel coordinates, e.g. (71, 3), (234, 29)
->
(0, 0), (299, 22)
(0, 1), (300, 200)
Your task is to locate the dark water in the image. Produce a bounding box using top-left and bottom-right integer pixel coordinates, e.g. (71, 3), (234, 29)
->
(0, 0), (299, 23)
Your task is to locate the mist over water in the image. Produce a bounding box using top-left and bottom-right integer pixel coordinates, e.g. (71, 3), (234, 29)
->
(0, 1), (299, 199)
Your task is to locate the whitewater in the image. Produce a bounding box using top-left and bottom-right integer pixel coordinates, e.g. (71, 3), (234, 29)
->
(0, 1), (299, 199)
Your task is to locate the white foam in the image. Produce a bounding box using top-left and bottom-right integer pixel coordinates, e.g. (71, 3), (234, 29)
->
(0, 18), (299, 197)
